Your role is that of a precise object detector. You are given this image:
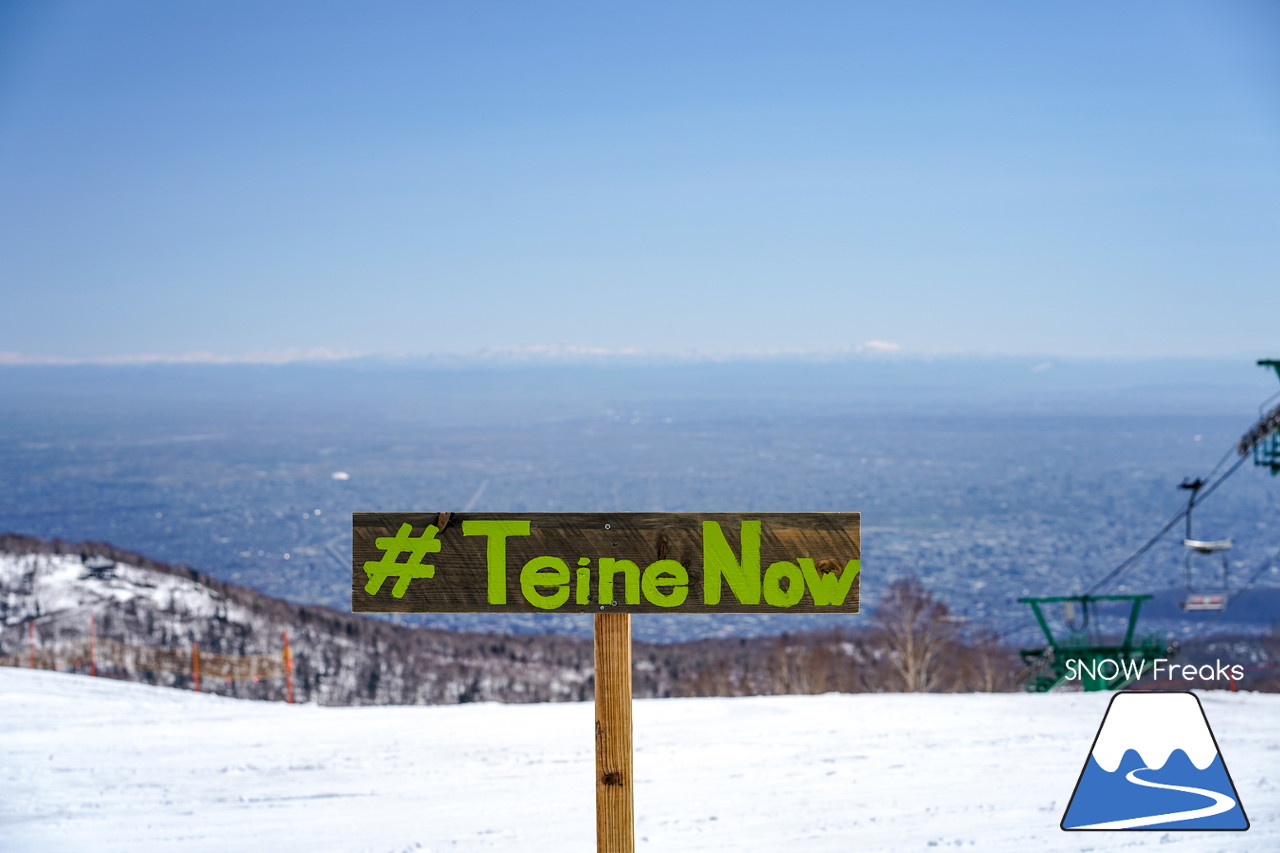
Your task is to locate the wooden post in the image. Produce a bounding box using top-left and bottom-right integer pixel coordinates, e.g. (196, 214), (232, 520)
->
(192, 641), (201, 692)
(89, 614), (96, 677)
(594, 613), (634, 853)
(282, 629), (294, 704)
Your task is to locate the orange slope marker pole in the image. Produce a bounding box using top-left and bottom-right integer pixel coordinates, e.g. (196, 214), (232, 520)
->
(282, 629), (294, 704)
(192, 641), (201, 692)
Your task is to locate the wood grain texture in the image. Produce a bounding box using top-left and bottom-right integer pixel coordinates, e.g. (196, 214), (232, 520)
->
(594, 614), (633, 853)
(351, 512), (860, 614)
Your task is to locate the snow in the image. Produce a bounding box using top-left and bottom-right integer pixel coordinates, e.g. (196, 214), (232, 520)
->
(0, 669), (1276, 852)
(1, 552), (252, 624)
(1091, 692), (1220, 772)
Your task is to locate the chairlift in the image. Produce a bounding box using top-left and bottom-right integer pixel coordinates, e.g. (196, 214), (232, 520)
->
(1177, 478), (1231, 612)
(1181, 593), (1227, 612)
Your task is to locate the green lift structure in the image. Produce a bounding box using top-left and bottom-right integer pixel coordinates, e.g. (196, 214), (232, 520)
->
(1018, 594), (1171, 692)
(1245, 360), (1280, 475)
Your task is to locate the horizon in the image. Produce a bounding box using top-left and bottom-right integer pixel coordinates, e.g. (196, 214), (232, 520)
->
(1, 347), (1278, 369)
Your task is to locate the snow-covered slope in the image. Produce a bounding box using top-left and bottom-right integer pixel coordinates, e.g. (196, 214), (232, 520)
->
(0, 541), (252, 624)
(0, 537), (598, 705)
(1, 668), (1275, 852)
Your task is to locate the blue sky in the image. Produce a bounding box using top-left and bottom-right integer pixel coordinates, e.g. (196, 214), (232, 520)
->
(1, 1), (1277, 362)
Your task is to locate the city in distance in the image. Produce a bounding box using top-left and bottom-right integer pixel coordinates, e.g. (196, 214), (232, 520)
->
(2, 355), (1277, 643)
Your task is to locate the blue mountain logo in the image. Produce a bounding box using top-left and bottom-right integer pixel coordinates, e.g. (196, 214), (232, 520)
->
(1062, 692), (1248, 830)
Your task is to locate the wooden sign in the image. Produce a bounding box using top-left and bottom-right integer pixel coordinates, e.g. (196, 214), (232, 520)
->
(352, 512), (860, 614)
(351, 510), (862, 853)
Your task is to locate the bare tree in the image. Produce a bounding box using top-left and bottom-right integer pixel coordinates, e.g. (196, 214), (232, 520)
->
(873, 576), (960, 692)
(954, 625), (1021, 692)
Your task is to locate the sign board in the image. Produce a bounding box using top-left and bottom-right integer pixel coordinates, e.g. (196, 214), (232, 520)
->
(352, 512), (860, 614)
(351, 510), (862, 853)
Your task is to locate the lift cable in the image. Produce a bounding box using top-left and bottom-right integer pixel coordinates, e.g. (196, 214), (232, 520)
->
(1083, 451), (1250, 596)
(1202, 441), (1240, 485)
(1227, 550), (1279, 605)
